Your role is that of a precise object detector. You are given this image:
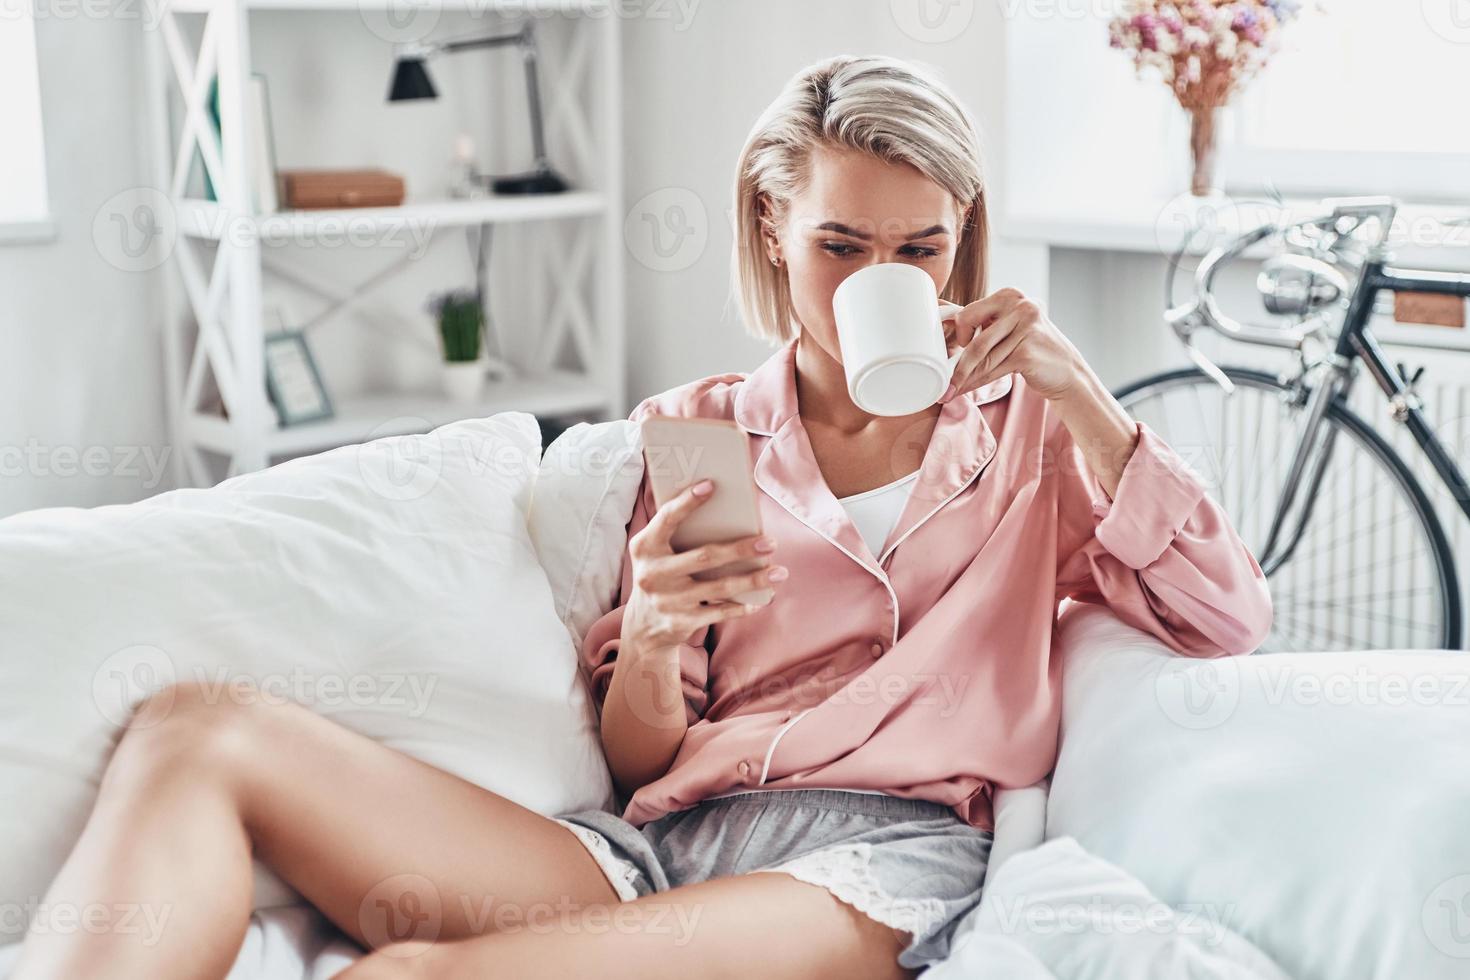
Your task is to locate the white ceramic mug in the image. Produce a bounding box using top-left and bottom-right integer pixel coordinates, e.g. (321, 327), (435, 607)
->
(831, 262), (965, 417)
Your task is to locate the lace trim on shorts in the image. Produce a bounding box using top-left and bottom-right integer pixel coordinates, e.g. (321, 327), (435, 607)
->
(554, 818), (641, 902)
(760, 841), (948, 940)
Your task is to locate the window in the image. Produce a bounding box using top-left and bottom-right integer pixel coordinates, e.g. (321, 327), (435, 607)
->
(0, 5), (50, 240)
(1223, 0), (1470, 202)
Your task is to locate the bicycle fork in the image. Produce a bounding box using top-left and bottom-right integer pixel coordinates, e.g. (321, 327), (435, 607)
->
(1257, 357), (1356, 576)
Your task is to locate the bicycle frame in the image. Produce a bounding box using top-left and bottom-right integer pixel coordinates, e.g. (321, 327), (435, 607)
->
(1337, 260), (1470, 526)
(1168, 197), (1470, 575)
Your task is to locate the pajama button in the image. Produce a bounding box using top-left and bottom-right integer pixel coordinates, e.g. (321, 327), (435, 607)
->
(870, 642), (884, 658)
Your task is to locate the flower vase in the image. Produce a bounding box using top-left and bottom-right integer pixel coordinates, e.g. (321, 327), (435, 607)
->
(1188, 105), (1223, 197)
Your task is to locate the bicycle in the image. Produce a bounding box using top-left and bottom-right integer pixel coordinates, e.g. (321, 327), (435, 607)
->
(1114, 196), (1470, 652)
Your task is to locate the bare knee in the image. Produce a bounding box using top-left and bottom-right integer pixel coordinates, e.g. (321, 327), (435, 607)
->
(104, 678), (273, 798)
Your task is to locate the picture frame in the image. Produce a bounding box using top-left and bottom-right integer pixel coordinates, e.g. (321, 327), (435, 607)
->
(263, 329), (333, 427)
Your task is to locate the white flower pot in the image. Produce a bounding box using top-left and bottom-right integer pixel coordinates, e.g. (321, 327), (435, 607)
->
(441, 361), (484, 405)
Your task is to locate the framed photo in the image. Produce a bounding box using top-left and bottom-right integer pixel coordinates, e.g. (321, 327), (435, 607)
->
(264, 330), (333, 427)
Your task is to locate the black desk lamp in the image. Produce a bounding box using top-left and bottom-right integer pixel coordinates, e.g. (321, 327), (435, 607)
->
(388, 23), (570, 195)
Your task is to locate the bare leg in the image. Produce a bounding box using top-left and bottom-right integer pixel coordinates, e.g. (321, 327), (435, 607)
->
(340, 870), (919, 980)
(10, 679), (619, 980)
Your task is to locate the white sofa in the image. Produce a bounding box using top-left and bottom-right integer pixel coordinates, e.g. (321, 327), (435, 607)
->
(0, 412), (1466, 979)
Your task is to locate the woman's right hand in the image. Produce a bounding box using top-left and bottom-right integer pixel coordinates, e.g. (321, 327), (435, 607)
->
(620, 479), (786, 655)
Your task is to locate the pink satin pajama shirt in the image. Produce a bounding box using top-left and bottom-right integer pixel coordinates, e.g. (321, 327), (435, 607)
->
(580, 337), (1273, 833)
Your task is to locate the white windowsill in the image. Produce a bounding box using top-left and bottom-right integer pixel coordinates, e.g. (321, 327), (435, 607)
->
(0, 220), (57, 246)
(998, 195), (1470, 267)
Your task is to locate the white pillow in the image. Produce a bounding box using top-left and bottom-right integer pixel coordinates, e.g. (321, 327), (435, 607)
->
(526, 419), (642, 652)
(0, 412), (613, 942)
(929, 837), (1291, 980)
(1046, 603), (1470, 980)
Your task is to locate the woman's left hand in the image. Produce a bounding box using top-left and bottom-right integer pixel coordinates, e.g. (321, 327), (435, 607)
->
(941, 287), (1087, 403)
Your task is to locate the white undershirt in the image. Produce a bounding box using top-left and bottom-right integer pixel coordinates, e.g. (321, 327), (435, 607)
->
(703, 470), (919, 803)
(836, 468), (920, 558)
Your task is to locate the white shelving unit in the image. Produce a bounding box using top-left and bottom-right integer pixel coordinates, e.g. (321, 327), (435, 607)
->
(146, 0), (624, 484)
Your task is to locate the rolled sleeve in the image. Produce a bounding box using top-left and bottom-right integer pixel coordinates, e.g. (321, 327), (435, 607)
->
(1093, 422), (1208, 570)
(1055, 419), (1273, 657)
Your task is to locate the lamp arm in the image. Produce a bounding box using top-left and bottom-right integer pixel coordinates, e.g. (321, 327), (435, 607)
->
(428, 23), (551, 169)
(437, 24), (528, 55)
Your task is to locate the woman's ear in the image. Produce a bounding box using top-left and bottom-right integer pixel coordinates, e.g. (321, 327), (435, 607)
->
(756, 192), (783, 264)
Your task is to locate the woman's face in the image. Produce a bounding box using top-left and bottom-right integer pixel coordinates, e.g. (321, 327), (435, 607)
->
(766, 144), (967, 366)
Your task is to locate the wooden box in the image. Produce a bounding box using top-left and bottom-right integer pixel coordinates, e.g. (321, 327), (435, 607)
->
(278, 169), (406, 209)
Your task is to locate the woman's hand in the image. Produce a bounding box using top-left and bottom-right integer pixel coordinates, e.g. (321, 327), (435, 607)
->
(940, 287), (1088, 402)
(621, 479), (786, 656)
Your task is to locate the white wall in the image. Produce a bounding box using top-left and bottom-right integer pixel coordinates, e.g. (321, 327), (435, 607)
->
(0, 18), (170, 518)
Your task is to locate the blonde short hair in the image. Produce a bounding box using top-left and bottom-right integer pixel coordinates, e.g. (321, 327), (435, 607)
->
(731, 54), (991, 346)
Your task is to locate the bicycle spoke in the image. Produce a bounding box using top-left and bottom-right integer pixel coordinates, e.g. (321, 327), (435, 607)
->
(1117, 369), (1458, 653)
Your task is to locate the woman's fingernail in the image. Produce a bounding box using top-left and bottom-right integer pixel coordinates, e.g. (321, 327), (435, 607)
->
(692, 479), (714, 495)
(940, 384), (956, 403)
(755, 536), (776, 552)
(767, 565), (789, 581)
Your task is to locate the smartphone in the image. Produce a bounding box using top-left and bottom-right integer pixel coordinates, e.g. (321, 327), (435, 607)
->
(639, 416), (773, 607)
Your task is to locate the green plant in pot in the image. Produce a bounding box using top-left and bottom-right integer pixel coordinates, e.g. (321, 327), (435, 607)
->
(428, 290), (484, 405)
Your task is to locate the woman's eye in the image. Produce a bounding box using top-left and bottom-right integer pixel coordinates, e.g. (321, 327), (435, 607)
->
(819, 242), (938, 258)
(820, 242), (858, 256)
(902, 246), (940, 259)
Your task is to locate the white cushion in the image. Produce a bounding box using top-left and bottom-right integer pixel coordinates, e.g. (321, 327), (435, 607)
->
(928, 836), (1290, 980)
(0, 412), (614, 943)
(526, 419), (642, 652)
(1046, 602), (1470, 980)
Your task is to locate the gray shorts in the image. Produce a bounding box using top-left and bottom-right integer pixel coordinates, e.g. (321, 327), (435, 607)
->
(553, 787), (992, 971)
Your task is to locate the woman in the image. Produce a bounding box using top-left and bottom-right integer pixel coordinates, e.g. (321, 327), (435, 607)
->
(14, 55), (1271, 980)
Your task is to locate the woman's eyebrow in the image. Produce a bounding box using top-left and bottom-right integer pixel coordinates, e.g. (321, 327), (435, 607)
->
(815, 221), (950, 241)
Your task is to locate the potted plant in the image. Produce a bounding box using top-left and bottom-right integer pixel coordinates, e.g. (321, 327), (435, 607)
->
(427, 290), (485, 404)
(1108, 1), (1306, 197)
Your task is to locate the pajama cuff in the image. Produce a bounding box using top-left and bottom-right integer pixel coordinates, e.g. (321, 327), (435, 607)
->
(1092, 420), (1207, 571)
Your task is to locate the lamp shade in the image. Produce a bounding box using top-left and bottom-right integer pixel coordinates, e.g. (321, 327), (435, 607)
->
(388, 58), (437, 101)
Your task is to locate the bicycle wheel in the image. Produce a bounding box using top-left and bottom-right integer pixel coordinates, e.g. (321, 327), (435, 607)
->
(1114, 367), (1462, 652)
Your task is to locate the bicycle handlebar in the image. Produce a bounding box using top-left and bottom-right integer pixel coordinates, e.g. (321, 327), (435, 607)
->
(1173, 197), (1402, 352)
